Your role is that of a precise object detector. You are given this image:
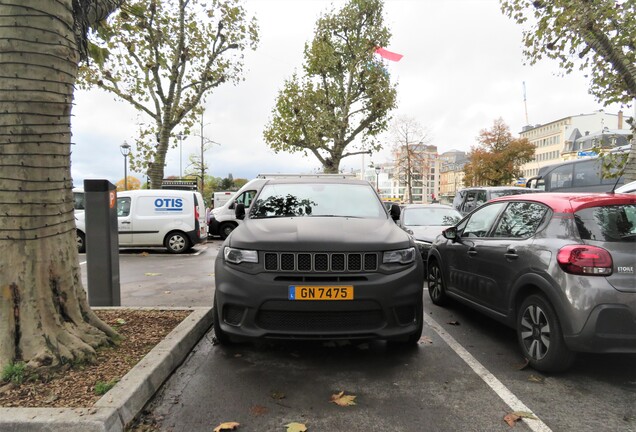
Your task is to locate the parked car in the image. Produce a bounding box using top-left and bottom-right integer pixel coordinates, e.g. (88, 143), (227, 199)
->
(616, 180), (636, 194)
(214, 177), (425, 345)
(427, 192), (636, 372)
(452, 186), (539, 215)
(397, 203), (461, 262)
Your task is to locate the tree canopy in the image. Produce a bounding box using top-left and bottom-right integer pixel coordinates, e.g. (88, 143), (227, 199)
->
(500, 0), (636, 181)
(78, 0), (258, 187)
(463, 118), (535, 186)
(263, 0), (397, 173)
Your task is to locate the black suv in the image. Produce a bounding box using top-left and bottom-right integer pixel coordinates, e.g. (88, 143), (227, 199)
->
(214, 176), (425, 345)
(452, 186), (539, 215)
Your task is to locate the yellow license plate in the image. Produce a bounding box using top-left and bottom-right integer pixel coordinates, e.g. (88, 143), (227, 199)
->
(288, 285), (354, 300)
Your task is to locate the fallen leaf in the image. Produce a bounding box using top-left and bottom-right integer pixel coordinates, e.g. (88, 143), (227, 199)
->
(250, 405), (268, 416)
(214, 421), (240, 432)
(447, 320), (460, 326)
(285, 422), (307, 432)
(504, 413), (520, 427)
(504, 411), (538, 427)
(419, 336), (433, 345)
(163, 290), (171, 294)
(115, 318), (126, 325)
(330, 391), (357, 406)
(528, 374), (544, 383)
(139, 252), (149, 256)
(517, 358), (530, 370)
(512, 411), (537, 420)
(144, 272), (162, 276)
(271, 391), (286, 400)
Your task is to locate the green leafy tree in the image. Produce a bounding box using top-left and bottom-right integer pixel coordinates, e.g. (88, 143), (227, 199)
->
(78, 0), (259, 188)
(500, 0), (636, 181)
(464, 119), (535, 186)
(0, 0), (120, 374)
(263, 0), (397, 173)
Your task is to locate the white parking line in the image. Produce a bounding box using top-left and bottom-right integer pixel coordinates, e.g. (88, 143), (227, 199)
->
(423, 312), (552, 432)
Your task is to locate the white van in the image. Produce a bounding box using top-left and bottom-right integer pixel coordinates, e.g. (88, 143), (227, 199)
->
(208, 173), (357, 239)
(213, 191), (236, 209)
(76, 189), (207, 254)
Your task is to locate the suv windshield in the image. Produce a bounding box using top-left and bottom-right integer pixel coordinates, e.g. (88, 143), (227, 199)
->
(575, 204), (636, 242)
(251, 183), (386, 219)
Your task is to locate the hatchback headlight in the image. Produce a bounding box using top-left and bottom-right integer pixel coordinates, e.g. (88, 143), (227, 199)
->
(383, 247), (417, 264)
(224, 247), (258, 264)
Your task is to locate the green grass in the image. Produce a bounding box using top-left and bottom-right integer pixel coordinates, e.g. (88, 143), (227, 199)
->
(1, 362), (27, 385)
(94, 379), (118, 396)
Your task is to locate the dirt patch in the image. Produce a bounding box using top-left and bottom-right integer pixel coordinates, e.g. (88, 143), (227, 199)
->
(0, 309), (191, 408)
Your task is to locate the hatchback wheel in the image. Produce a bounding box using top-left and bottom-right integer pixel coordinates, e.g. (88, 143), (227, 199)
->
(517, 294), (575, 373)
(427, 259), (447, 306)
(165, 231), (190, 254)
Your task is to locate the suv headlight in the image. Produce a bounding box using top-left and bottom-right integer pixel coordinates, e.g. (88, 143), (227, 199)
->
(224, 247), (258, 264)
(383, 247), (417, 265)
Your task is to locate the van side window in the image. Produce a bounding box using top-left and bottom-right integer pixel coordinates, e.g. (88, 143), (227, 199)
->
(548, 164), (573, 190)
(117, 197), (131, 217)
(235, 190), (256, 208)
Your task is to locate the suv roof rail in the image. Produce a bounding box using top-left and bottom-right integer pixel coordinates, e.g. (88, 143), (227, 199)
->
(256, 173), (357, 179)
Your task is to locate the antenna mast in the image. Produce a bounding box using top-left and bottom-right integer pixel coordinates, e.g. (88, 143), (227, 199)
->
(523, 81), (529, 125)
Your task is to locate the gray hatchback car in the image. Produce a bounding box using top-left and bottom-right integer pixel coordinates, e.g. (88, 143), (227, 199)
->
(428, 192), (636, 372)
(214, 177), (425, 345)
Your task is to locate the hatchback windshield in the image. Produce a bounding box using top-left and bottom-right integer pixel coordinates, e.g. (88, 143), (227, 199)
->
(250, 183), (386, 219)
(575, 204), (636, 242)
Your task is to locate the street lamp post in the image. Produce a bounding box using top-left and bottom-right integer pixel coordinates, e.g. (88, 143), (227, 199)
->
(177, 134), (185, 178)
(120, 141), (131, 190)
(374, 165), (381, 194)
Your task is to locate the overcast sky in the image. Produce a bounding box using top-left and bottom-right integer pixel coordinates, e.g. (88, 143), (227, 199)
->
(70, 0), (627, 186)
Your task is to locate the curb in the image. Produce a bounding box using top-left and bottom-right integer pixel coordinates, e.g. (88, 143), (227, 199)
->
(0, 307), (214, 432)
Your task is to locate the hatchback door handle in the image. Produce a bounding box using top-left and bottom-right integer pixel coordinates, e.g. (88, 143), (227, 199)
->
(505, 249), (518, 259)
(121, 221), (131, 224)
(467, 247), (477, 256)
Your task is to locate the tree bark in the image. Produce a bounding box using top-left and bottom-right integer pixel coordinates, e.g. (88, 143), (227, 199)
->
(0, 0), (117, 372)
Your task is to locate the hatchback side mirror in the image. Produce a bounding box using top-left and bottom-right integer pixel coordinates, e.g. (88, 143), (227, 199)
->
(443, 226), (457, 241)
(235, 203), (246, 220)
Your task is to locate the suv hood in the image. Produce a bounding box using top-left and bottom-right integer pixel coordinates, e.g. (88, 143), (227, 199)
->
(229, 217), (411, 251)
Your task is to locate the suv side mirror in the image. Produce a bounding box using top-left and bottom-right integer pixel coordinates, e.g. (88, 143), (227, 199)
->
(390, 204), (400, 221)
(235, 203), (246, 220)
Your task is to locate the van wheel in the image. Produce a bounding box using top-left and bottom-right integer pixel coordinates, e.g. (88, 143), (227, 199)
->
(77, 230), (86, 253)
(165, 231), (191, 254)
(219, 222), (236, 239)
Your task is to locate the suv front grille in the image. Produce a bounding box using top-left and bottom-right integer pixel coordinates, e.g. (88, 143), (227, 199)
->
(263, 252), (379, 272)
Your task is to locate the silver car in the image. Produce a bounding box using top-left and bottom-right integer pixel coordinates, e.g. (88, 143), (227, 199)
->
(397, 203), (462, 262)
(427, 192), (636, 372)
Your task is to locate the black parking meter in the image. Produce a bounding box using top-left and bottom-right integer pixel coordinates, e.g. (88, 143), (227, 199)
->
(84, 180), (121, 306)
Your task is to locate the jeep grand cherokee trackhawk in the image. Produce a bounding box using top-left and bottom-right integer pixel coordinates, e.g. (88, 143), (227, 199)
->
(213, 176), (425, 345)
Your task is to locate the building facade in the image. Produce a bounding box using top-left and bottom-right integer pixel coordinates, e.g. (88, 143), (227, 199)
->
(520, 110), (630, 178)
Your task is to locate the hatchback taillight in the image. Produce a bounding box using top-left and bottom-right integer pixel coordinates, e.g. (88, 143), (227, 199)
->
(557, 245), (613, 275)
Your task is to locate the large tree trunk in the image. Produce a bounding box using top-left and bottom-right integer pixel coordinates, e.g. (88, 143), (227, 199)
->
(0, 0), (116, 372)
